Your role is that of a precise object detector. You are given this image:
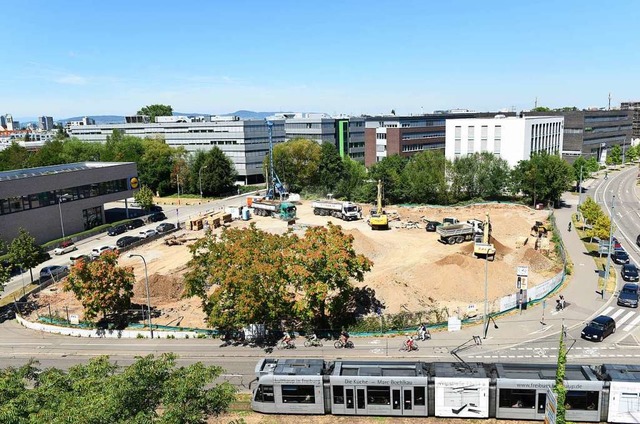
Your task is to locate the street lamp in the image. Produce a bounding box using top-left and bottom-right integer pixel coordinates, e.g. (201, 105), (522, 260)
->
(128, 254), (153, 338)
(483, 254), (489, 339)
(603, 195), (615, 300)
(57, 193), (70, 239)
(199, 165), (208, 199)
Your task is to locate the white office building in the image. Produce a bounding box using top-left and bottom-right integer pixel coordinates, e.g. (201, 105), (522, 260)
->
(445, 115), (564, 168)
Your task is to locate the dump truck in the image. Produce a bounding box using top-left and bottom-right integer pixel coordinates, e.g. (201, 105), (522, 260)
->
(312, 200), (362, 221)
(436, 220), (484, 244)
(251, 199), (297, 220)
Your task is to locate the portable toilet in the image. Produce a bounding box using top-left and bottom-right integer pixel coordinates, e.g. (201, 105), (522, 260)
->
(242, 207), (251, 221)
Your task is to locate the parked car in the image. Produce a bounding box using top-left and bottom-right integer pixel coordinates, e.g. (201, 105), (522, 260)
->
(91, 245), (117, 259)
(116, 236), (142, 248)
(148, 212), (167, 223)
(622, 263), (640, 282)
(425, 221), (442, 232)
(581, 315), (616, 342)
(69, 254), (91, 266)
(39, 265), (69, 283)
(156, 222), (176, 233)
(617, 283), (639, 308)
(126, 219), (145, 230)
(107, 224), (127, 236)
(637, 234), (640, 247)
(612, 249), (630, 264)
(139, 229), (157, 239)
(611, 237), (623, 251)
(150, 205), (163, 213)
(54, 242), (77, 255)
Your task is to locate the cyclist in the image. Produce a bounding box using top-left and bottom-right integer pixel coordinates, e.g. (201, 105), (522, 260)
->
(405, 336), (415, 351)
(340, 331), (350, 345)
(281, 331), (292, 347)
(418, 324), (428, 341)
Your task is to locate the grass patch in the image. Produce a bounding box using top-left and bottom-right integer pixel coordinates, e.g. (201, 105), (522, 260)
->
(229, 393), (253, 413)
(0, 282), (39, 307)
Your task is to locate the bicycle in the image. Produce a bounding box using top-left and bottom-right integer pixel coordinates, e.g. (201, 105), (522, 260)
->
(399, 340), (419, 352)
(334, 339), (354, 349)
(304, 337), (323, 348)
(276, 340), (296, 350)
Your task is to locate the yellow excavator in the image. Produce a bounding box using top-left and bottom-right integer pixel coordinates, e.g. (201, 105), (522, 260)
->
(473, 213), (496, 260)
(369, 180), (389, 230)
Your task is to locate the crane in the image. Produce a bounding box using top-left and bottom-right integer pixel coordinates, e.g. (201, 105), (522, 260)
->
(265, 120), (288, 200)
(368, 180), (389, 230)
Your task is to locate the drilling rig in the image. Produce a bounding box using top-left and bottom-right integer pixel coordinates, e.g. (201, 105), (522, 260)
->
(265, 120), (289, 201)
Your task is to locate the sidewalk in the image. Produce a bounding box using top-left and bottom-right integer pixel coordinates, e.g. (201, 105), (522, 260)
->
(420, 181), (616, 354)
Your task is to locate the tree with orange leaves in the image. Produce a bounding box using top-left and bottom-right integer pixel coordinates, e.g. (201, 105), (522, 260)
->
(64, 251), (135, 321)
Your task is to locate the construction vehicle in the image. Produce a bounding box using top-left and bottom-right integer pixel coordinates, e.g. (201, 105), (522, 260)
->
(368, 180), (389, 230)
(264, 120), (290, 201)
(251, 198), (297, 220)
(473, 213), (496, 260)
(531, 221), (549, 238)
(436, 219), (484, 244)
(312, 200), (362, 221)
(442, 217), (459, 226)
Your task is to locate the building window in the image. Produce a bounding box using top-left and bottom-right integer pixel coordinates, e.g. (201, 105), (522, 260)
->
(82, 206), (103, 230)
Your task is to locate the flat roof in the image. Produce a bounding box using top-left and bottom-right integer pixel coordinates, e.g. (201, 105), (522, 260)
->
(434, 362), (488, 378)
(259, 358), (325, 376)
(495, 363), (597, 381)
(0, 162), (135, 182)
(335, 361), (428, 377)
(600, 364), (640, 382)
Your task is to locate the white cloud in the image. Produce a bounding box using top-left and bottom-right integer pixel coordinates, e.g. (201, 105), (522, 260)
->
(54, 74), (88, 85)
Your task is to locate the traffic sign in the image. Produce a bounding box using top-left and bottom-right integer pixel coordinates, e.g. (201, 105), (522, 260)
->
(544, 387), (557, 424)
(517, 265), (529, 277)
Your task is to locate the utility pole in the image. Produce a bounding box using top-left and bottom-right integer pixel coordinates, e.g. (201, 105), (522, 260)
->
(577, 165), (583, 210)
(534, 97), (538, 109)
(603, 195), (615, 299)
(483, 254), (489, 339)
(608, 92), (611, 111)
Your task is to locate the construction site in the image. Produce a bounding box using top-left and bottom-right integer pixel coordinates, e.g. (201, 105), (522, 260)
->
(31, 197), (558, 329)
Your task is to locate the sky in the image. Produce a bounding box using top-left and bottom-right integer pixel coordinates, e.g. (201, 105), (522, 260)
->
(2, 1), (639, 120)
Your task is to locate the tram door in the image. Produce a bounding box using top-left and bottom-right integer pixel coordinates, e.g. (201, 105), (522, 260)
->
(344, 386), (367, 413)
(392, 387), (417, 415)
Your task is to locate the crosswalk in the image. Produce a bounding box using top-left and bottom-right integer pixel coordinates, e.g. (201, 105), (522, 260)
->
(600, 305), (640, 332)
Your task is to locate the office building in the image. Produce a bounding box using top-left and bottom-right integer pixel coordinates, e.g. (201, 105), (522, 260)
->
(66, 118), (284, 184)
(621, 102), (640, 140)
(0, 162), (138, 244)
(38, 116), (54, 131)
(444, 115), (564, 168)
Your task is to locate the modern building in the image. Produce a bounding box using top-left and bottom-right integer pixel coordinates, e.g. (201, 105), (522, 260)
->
(526, 109), (633, 162)
(64, 116), (95, 129)
(38, 116), (54, 131)
(0, 162), (138, 244)
(279, 113), (365, 161)
(621, 101), (640, 140)
(444, 115), (564, 168)
(364, 112), (484, 166)
(1, 114), (19, 131)
(66, 118), (284, 184)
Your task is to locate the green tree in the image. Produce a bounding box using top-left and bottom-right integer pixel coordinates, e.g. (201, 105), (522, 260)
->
(64, 251), (135, 320)
(449, 152), (511, 202)
(7, 228), (41, 284)
(137, 104), (173, 123)
(402, 150), (448, 204)
(571, 156), (590, 190)
(59, 137), (105, 162)
(189, 148), (237, 196)
(0, 142), (31, 171)
(625, 144), (640, 162)
(316, 142), (345, 194)
(606, 144), (622, 165)
(0, 240), (9, 292)
(553, 326), (568, 424)
(335, 157), (368, 201)
(578, 196), (602, 228)
(103, 131), (145, 162)
(369, 154), (408, 204)
(32, 137), (64, 166)
(532, 106), (551, 112)
(138, 138), (176, 196)
(584, 157), (600, 174)
(134, 185), (155, 212)
(266, 138), (322, 193)
(0, 354), (235, 423)
(587, 213), (612, 242)
(511, 152), (573, 207)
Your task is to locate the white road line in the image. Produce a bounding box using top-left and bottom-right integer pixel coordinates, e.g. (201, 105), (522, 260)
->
(601, 306), (615, 316)
(610, 309), (626, 320)
(617, 311), (636, 326)
(0, 343), (53, 346)
(623, 314), (640, 332)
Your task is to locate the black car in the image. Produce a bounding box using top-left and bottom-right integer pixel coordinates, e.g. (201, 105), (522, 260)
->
(126, 219), (145, 230)
(150, 205), (163, 213)
(107, 224), (127, 236)
(148, 212), (167, 223)
(156, 222), (176, 233)
(612, 249), (630, 265)
(425, 221), (442, 232)
(116, 236), (142, 248)
(581, 315), (616, 342)
(617, 283), (639, 308)
(622, 263), (640, 282)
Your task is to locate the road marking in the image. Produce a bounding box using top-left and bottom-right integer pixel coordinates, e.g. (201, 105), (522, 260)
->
(0, 343), (53, 346)
(617, 311), (636, 326)
(623, 314), (640, 332)
(610, 309), (626, 320)
(602, 306), (615, 316)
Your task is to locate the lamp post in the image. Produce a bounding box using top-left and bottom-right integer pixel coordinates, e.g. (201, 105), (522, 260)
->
(483, 253), (489, 339)
(128, 254), (153, 338)
(57, 194), (67, 240)
(603, 195), (615, 299)
(577, 165), (583, 210)
(199, 165), (208, 199)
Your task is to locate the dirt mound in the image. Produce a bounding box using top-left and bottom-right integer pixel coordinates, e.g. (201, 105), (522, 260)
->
(435, 252), (472, 267)
(492, 238), (512, 257)
(522, 247), (555, 273)
(345, 228), (382, 260)
(134, 271), (187, 303)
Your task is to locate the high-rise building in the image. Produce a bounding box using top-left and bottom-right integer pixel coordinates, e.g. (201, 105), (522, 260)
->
(621, 102), (640, 140)
(38, 116), (54, 131)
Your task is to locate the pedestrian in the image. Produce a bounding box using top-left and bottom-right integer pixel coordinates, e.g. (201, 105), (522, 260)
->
(560, 295), (566, 310)
(568, 221), (571, 232)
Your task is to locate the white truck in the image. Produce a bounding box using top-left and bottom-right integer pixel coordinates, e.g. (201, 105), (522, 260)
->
(436, 219), (484, 244)
(311, 200), (362, 221)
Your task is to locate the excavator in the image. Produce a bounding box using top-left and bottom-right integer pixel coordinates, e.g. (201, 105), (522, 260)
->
(368, 180), (389, 230)
(473, 213), (496, 260)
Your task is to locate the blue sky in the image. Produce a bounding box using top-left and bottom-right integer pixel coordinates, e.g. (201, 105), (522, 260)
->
(3, 1), (639, 119)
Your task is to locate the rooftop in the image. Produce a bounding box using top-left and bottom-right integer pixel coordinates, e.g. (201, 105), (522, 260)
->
(0, 162), (135, 182)
(600, 364), (640, 382)
(334, 361), (428, 377)
(494, 363), (597, 381)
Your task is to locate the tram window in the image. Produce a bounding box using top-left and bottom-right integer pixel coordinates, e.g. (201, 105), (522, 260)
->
(333, 385), (344, 404)
(404, 389), (412, 410)
(393, 389), (401, 410)
(565, 390), (599, 410)
(414, 387), (426, 406)
(366, 386), (391, 405)
(346, 389), (354, 409)
(499, 389), (536, 409)
(537, 393), (546, 413)
(254, 385), (274, 403)
(281, 385), (315, 404)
